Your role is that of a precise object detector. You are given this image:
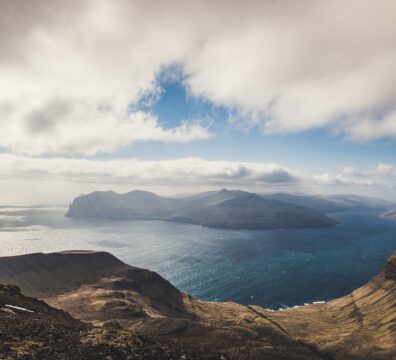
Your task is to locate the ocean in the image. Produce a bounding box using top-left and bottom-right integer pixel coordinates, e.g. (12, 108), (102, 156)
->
(0, 206), (395, 309)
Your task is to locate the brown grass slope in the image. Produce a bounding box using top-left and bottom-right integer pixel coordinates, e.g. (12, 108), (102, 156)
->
(0, 250), (395, 359)
(0, 283), (226, 359)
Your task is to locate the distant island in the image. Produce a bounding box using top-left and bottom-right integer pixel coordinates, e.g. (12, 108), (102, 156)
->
(65, 189), (340, 229)
(262, 192), (396, 213)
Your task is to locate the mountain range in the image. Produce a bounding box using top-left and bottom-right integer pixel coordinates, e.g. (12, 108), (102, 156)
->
(262, 193), (396, 213)
(65, 189), (339, 229)
(66, 189), (396, 230)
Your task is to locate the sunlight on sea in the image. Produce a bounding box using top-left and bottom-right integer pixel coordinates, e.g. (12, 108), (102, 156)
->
(0, 206), (395, 309)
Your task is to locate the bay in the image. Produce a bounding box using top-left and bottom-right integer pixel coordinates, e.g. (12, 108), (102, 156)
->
(0, 206), (395, 309)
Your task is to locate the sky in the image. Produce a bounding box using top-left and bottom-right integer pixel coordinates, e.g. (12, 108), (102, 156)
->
(1, 0), (396, 204)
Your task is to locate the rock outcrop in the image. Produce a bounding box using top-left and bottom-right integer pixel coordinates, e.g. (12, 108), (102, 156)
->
(0, 250), (395, 359)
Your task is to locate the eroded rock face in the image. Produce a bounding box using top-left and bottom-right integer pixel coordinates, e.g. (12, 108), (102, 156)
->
(0, 250), (395, 359)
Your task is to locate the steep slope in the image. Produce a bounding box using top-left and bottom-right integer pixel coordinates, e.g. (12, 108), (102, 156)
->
(0, 251), (194, 321)
(0, 251), (322, 359)
(65, 190), (180, 220)
(268, 251), (396, 359)
(66, 189), (338, 229)
(0, 250), (394, 359)
(170, 193), (338, 229)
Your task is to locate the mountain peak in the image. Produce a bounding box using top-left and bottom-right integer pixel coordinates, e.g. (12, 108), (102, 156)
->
(126, 190), (157, 196)
(217, 188), (231, 194)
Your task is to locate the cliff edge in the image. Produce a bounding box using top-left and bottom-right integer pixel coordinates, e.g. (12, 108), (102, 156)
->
(0, 250), (395, 359)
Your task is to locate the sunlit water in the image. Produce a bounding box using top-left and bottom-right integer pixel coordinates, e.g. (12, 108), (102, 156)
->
(0, 206), (395, 309)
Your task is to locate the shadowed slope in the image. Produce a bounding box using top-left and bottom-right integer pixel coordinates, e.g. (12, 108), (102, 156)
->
(0, 251), (194, 322)
(171, 193), (337, 229)
(66, 190), (180, 220)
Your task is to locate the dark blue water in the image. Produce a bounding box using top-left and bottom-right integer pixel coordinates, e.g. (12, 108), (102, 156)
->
(0, 207), (395, 309)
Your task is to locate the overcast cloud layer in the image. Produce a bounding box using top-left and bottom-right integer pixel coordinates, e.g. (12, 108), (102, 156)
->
(1, 153), (394, 189)
(0, 154), (297, 185)
(1, 0), (396, 156)
(0, 0), (395, 202)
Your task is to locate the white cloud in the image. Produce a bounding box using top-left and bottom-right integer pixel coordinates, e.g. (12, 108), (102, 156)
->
(334, 163), (396, 188)
(313, 173), (374, 187)
(1, 103), (210, 156)
(1, 0), (396, 158)
(0, 154), (394, 203)
(341, 163), (396, 180)
(0, 154), (297, 185)
(2, 152), (391, 190)
(183, 0), (396, 139)
(338, 111), (396, 141)
(376, 163), (396, 177)
(0, 0), (209, 156)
